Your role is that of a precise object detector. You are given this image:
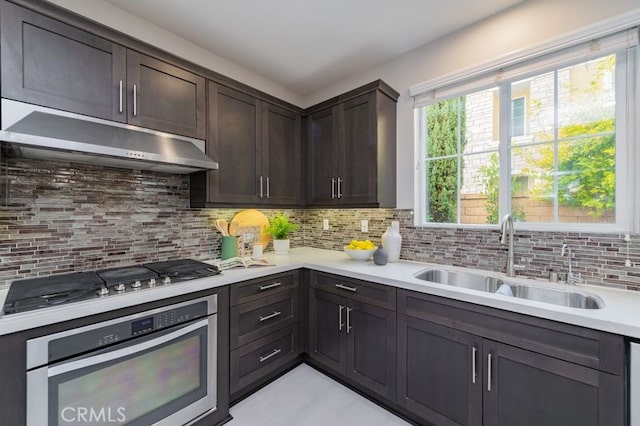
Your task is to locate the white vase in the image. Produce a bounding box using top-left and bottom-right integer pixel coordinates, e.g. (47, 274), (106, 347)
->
(273, 239), (290, 255)
(381, 221), (402, 262)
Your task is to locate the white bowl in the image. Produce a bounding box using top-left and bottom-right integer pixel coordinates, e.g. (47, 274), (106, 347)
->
(344, 246), (377, 261)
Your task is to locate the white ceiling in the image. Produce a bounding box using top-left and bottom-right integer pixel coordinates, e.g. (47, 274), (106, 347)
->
(105, 0), (523, 96)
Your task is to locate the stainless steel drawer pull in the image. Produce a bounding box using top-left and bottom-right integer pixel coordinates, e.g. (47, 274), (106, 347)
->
(259, 282), (282, 291)
(472, 346), (477, 384)
(259, 311), (282, 322)
(331, 178), (336, 199)
(118, 80), (123, 113)
(337, 177), (343, 199)
(335, 283), (357, 292)
(133, 84), (137, 116)
(487, 353), (493, 391)
(266, 176), (270, 199)
(346, 307), (352, 333)
(259, 176), (264, 198)
(339, 305), (345, 331)
(259, 348), (282, 363)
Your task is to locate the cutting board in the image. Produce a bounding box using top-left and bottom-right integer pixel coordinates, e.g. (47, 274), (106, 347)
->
(229, 209), (271, 250)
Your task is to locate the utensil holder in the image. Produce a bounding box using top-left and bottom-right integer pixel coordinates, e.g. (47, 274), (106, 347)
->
(221, 236), (238, 260)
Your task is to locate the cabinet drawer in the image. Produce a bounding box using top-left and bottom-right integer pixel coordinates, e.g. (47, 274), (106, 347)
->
(230, 271), (297, 306)
(230, 325), (300, 395)
(310, 271), (395, 310)
(230, 289), (298, 350)
(398, 289), (624, 374)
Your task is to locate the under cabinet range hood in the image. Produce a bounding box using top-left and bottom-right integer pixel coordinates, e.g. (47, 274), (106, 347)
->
(0, 99), (218, 174)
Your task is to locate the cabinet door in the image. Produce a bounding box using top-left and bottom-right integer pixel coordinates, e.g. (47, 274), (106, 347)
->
(308, 106), (339, 205)
(308, 289), (347, 375)
(397, 314), (482, 426)
(230, 289), (298, 350)
(1, 1), (126, 122)
(207, 83), (261, 204)
(262, 103), (301, 205)
(347, 299), (396, 402)
(230, 324), (299, 397)
(483, 340), (624, 426)
(127, 51), (205, 138)
(338, 92), (377, 205)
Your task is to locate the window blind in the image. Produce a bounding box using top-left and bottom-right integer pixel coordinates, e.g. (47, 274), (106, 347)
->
(411, 27), (639, 108)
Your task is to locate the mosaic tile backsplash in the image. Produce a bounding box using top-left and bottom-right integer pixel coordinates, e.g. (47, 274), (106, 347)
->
(2, 157), (640, 291)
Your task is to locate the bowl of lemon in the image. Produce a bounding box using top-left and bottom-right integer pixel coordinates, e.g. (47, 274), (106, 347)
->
(344, 239), (377, 261)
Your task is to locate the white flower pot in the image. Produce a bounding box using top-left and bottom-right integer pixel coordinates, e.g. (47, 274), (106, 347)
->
(273, 239), (290, 255)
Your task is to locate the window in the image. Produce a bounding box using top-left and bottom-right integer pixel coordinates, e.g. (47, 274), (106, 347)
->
(511, 97), (525, 137)
(420, 88), (500, 224)
(413, 29), (636, 231)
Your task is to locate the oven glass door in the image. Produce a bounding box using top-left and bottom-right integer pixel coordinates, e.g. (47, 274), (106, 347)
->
(41, 318), (214, 426)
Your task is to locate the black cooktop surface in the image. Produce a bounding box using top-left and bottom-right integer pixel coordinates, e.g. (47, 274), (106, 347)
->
(3, 259), (220, 315)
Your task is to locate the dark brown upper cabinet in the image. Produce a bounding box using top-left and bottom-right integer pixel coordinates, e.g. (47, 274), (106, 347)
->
(1, 1), (127, 123)
(126, 51), (205, 139)
(307, 80), (399, 208)
(1, 1), (205, 139)
(192, 82), (301, 207)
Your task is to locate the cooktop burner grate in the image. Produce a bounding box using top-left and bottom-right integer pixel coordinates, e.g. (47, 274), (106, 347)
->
(3, 259), (221, 315)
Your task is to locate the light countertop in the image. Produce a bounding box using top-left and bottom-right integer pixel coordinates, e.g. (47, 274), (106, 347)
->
(1, 247), (640, 339)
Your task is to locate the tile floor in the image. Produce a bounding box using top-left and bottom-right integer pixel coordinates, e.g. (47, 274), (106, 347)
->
(227, 364), (411, 426)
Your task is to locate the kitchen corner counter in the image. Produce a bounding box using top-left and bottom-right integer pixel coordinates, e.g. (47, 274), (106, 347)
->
(1, 247), (640, 339)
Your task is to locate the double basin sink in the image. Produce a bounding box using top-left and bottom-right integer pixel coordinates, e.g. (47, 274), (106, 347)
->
(414, 269), (603, 309)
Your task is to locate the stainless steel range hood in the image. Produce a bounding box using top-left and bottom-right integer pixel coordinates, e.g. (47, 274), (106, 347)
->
(0, 100), (218, 174)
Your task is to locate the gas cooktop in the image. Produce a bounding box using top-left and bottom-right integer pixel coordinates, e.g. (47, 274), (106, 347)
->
(2, 259), (221, 315)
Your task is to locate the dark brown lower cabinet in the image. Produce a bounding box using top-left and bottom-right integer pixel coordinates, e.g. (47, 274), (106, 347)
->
(309, 289), (347, 373)
(309, 288), (396, 401)
(230, 325), (299, 395)
(483, 340), (624, 426)
(398, 311), (625, 426)
(397, 314), (482, 426)
(228, 272), (302, 401)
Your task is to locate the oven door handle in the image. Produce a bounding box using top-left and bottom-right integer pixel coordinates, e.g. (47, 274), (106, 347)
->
(47, 318), (209, 377)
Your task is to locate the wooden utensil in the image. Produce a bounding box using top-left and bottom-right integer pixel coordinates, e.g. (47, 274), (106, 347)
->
(215, 219), (229, 236)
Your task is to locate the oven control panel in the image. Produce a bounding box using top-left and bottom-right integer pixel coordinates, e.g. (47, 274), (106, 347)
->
(41, 297), (213, 366)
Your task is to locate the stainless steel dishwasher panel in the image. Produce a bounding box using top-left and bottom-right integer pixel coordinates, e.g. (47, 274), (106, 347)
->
(631, 342), (640, 426)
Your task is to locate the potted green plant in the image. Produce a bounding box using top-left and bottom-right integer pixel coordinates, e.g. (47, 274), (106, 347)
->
(265, 213), (299, 255)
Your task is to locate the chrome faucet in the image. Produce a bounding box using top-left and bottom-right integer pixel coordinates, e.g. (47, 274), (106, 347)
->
(561, 244), (576, 285)
(500, 214), (515, 277)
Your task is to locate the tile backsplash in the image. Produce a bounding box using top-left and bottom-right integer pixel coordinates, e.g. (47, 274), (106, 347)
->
(2, 157), (639, 292)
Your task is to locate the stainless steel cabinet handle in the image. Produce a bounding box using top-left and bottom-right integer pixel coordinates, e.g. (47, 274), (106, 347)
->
(259, 176), (264, 198)
(472, 346), (477, 384)
(331, 178), (336, 199)
(118, 80), (123, 113)
(487, 353), (493, 391)
(259, 282), (281, 291)
(259, 311), (282, 322)
(335, 283), (357, 292)
(346, 307), (352, 333)
(266, 177), (270, 198)
(133, 84), (137, 116)
(337, 177), (342, 199)
(259, 348), (282, 363)
(339, 305), (345, 331)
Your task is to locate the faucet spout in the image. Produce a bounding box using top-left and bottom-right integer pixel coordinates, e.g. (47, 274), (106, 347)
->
(501, 214), (515, 277)
(561, 244), (576, 285)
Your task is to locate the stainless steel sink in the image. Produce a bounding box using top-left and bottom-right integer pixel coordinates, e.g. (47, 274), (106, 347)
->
(413, 268), (603, 309)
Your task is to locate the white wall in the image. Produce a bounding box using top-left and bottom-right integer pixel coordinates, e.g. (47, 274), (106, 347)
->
(46, 0), (305, 107)
(305, 0), (640, 208)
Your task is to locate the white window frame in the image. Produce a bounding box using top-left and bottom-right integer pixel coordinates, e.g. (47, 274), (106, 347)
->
(412, 28), (638, 233)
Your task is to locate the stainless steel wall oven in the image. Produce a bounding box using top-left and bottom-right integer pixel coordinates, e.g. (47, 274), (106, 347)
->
(26, 294), (217, 426)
